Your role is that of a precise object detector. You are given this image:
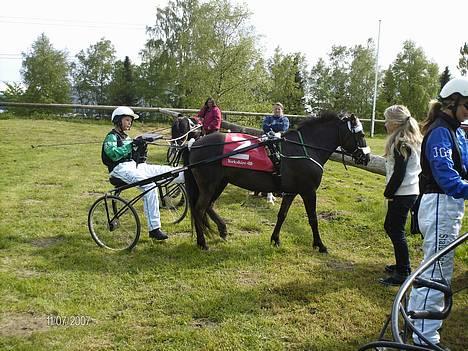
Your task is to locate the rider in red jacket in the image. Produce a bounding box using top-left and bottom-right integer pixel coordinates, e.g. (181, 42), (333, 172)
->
(197, 97), (222, 134)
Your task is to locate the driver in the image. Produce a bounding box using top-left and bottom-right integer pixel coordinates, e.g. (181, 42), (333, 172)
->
(102, 106), (184, 241)
(407, 77), (468, 349)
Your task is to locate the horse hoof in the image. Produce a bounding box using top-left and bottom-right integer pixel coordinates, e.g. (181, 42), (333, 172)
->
(313, 244), (328, 253)
(270, 239), (281, 247)
(198, 242), (209, 250)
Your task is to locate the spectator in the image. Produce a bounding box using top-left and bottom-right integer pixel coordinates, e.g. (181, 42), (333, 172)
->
(379, 105), (422, 286)
(197, 97), (222, 135)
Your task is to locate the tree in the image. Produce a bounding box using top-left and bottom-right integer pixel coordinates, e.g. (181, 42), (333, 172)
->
(140, 0), (265, 110)
(21, 33), (71, 103)
(308, 58), (333, 113)
(347, 39), (377, 118)
(268, 48), (306, 114)
(109, 56), (138, 106)
(72, 38), (116, 105)
(380, 41), (439, 119)
(439, 66), (452, 91)
(457, 42), (468, 76)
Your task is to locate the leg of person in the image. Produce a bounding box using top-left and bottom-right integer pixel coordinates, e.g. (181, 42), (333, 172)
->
(380, 195), (416, 285)
(139, 182), (168, 240)
(111, 162), (168, 240)
(266, 192), (275, 204)
(408, 194), (463, 346)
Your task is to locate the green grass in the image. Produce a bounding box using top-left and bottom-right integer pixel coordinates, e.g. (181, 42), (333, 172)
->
(0, 118), (466, 351)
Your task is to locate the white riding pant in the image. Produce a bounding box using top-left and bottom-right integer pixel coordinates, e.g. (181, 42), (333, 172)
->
(110, 161), (184, 231)
(408, 193), (463, 345)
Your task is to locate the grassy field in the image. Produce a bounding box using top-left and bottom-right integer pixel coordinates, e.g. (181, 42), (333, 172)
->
(0, 117), (466, 351)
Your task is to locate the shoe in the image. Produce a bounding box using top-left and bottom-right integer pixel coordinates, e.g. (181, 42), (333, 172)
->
(149, 228), (168, 240)
(385, 264), (411, 275)
(378, 272), (409, 286)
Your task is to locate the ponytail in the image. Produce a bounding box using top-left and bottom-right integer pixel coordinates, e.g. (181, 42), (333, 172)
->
(421, 100), (442, 134)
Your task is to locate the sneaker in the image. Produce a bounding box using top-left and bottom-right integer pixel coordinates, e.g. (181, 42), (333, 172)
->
(378, 272), (409, 286)
(149, 228), (168, 240)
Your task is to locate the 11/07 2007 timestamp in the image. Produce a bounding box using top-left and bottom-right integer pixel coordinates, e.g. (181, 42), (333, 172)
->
(47, 315), (92, 326)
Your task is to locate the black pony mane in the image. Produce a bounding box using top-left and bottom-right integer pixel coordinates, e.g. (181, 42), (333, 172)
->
(297, 111), (339, 129)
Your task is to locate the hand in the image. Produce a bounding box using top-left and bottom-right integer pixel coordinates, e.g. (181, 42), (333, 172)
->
(132, 136), (146, 147)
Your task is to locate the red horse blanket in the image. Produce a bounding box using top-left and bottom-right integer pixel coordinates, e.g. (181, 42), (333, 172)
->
(221, 133), (274, 172)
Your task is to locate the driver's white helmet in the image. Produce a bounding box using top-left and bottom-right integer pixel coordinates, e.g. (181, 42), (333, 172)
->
(111, 106), (139, 123)
(439, 77), (468, 100)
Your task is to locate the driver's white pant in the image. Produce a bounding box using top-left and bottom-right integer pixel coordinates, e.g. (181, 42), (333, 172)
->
(408, 193), (463, 345)
(110, 161), (184, 231)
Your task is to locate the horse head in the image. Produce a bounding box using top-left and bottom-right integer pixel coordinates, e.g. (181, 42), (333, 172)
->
(171, 116), (202, 145)
(338, 114), (371, 166)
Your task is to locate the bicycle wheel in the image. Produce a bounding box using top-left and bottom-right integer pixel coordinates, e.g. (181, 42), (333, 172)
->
(88, 195), (141, 251)
(166, 144), (178, 165)
(159, 183), (188, 224)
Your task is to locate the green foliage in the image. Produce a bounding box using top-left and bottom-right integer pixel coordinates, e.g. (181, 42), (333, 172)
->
(108, 56), (138, 106)
(307, 41), (376, 118)
(439, 66), (452, 91)
(71, 38), (116, 105)
(21, 33), (71, 104)
(347, 40), (376, 119)
(308, 58), (333, 113)
(268, 48), (307, 114)
(379, 41), (439, 119)
(458, 42), (468, 76)
(0, 119), (467, 350)
(139, 0), (265, 111)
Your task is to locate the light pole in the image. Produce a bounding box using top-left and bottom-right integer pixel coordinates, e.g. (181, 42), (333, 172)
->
(371, 19), (381, 137)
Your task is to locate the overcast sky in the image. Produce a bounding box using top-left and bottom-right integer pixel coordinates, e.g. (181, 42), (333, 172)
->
(1, 0), (466, 91)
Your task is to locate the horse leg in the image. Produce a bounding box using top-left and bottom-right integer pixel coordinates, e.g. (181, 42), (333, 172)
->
(270, 194), (296, 246)
(301, 192), (327, 253)
(206, 206), (227, 239)
(206, 180), (228, 239)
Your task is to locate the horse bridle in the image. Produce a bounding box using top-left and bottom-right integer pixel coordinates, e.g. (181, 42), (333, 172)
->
(339, 116), (371, 165)
(168, 117), (202, 145)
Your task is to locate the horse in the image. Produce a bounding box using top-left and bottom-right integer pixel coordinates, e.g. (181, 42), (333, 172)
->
(178, 111), (371, 251)
(167, 116), (202, 165)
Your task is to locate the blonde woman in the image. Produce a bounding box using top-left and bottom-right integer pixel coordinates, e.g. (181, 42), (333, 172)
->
(379, 105), (423, 286)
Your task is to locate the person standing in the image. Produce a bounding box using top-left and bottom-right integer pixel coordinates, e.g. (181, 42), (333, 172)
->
(102, 106), (184, 241)
(408, 77), (468, 349)
(197, 97), (222, 135)
(260, 102), (290, 204)
(379, 105), (422, 286)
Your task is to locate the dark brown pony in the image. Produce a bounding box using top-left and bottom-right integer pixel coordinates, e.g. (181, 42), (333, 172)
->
(176, 112), (370, 251)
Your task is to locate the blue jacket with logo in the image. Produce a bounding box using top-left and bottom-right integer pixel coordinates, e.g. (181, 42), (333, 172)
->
(421, 112), (468, 199)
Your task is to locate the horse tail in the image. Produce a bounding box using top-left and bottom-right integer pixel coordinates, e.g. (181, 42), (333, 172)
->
(182, 148), (199, 214)
(182, 148), (211, 243)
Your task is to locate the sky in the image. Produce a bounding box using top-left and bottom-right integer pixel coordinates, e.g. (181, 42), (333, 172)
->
(1, 0), (466, 92)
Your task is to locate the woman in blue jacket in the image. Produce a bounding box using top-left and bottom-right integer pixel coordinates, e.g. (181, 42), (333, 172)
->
(408, 77), (468, 349)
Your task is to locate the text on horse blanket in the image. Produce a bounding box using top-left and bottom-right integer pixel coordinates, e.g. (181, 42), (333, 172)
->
(221, 133), (274, 172)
